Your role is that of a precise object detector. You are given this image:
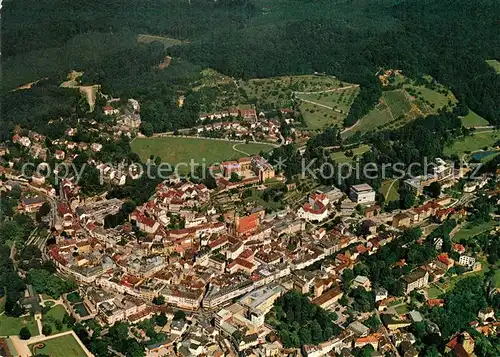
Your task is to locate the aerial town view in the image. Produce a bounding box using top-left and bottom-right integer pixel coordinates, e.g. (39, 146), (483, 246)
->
(0, 1), (499, 357)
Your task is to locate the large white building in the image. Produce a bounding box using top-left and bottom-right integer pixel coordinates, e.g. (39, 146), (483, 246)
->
(458, 255), (476, 268)
(349, 184), (376, 204)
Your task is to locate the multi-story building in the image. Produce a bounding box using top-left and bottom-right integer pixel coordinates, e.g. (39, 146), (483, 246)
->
(349, 184), (376, 204)
(402, 269), (429, 294)
(404, 175), (436, 195)
(458, 255), (476, 268)
(251, 156), (275, 182)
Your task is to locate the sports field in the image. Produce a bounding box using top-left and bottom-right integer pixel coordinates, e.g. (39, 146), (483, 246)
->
(29, 334), (87, 357)
(131, 137), (275, 166)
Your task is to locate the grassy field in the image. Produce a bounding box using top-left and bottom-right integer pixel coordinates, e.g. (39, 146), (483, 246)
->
(394, 304), (408, 314)
(43, 305), (71, 333)
(45, 305), (67, 321)
(299, 101), (346, 130)
(426, 285), (444, 299)
(0, 314), (39, 337)
(330, 145), (371, 163)
(234, 142), (276, 155)
(295, 85), (359, 130)
(30, 334), (87, 357)
(379, 179), (400, 202)
(486, 59), (500, 74)
(383, 90), (412, 119)
(452, 221), (498, 242)
(435, 257), (493, 292)
(296, 87), (359, 113)
(461, 110), (490, 127)
(239, 74), (355, 109)
(344, 104), (393, 137)
(444, 131), (500, 156)
(131, 137), (275, 167)
(347, 73), (456, 136)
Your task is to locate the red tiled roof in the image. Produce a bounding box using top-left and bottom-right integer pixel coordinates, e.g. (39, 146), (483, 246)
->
(427, 299), (445, 307)
(437, 253), (451, 265)
(302, 201), (326, 214)
(209, 235), (229, 249)
(239, 248), (254, 260)
(228, 258), (255, 270)
(237, 213), (260, 234)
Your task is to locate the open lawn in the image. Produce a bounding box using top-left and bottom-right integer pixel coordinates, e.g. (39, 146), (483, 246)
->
(412, 85), (456, 113)
(444, 131), (500, 156)
(43, 305), (71, 333)
(330, 145), (371, 163)
(394, 304), (408, 314)
(30, 334), (87, 357)
(486, 59), (500, 74)
(239, 74), (355, 109)
(461, 110), (490, 127)
(234, 142), (277, 155)
(426, 285), (444, 299)
(0, 314), (39, 337)
(379, 179), (400, 202)
(299, 101), (345, 130)
(494, 269), (500, 288)
(131, 137), (275, 167)
(344, 105), (393, 137)
(452, 221), (498, 242)
(296, 86), (359, 114)
(45, 305), (67, 321)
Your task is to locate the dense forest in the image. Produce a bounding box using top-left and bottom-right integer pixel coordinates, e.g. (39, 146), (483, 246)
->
(1, 0), (499, 134)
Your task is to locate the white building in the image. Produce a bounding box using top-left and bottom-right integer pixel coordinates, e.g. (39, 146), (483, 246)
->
(349, 184), (376, 204)
(458, 255), (476, 268)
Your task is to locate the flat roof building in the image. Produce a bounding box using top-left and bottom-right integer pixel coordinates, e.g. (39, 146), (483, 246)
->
(349, 184), (376, 205)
